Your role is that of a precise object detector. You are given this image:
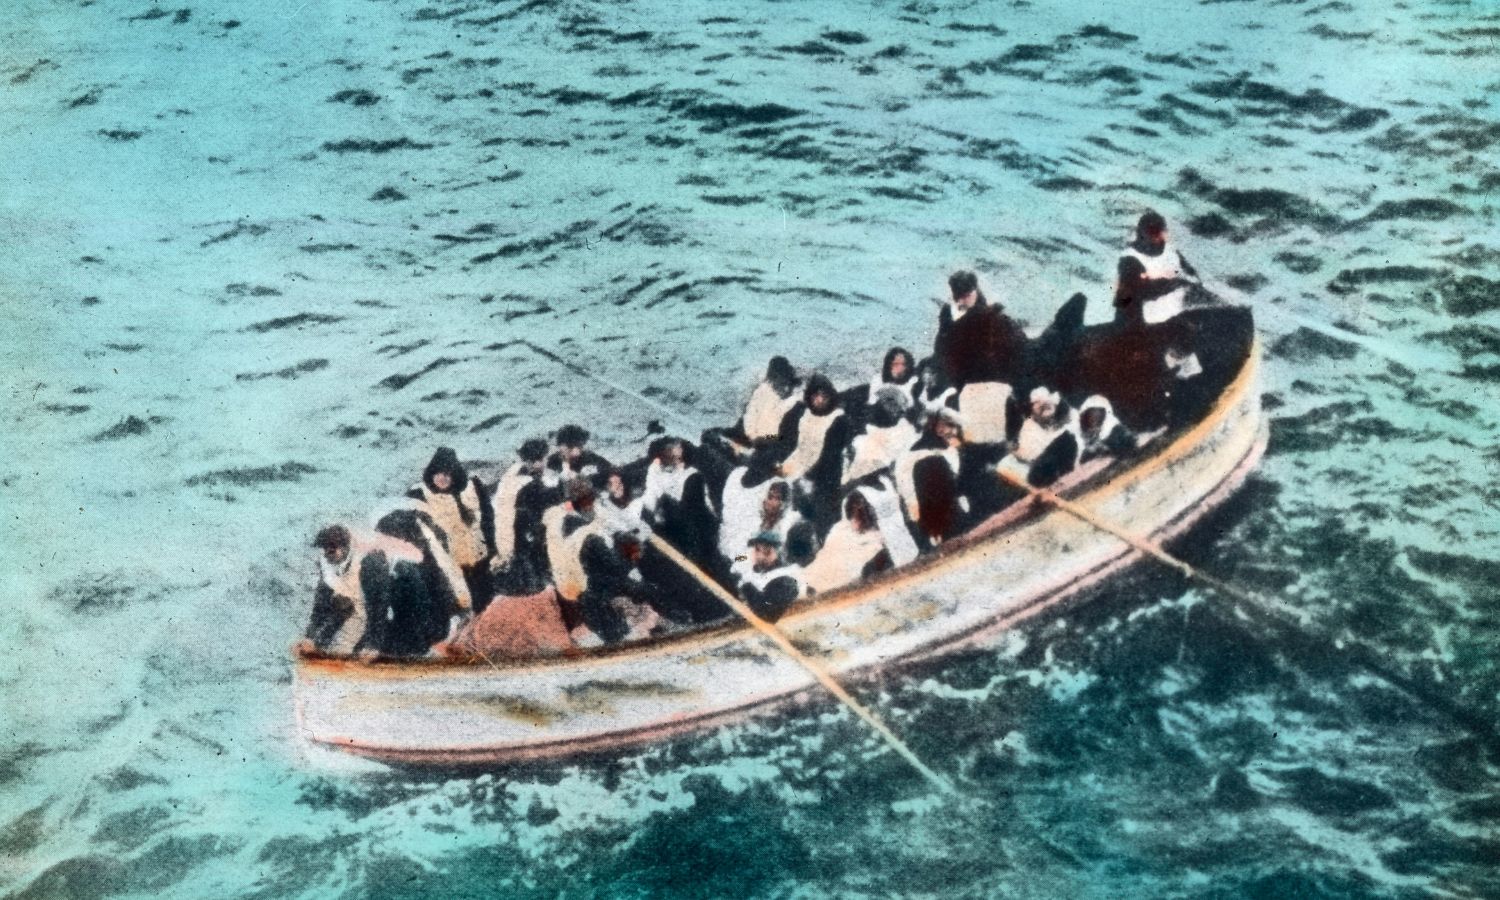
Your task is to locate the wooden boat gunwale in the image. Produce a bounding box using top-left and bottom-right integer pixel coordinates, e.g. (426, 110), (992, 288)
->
(296, 328), (1262, 681)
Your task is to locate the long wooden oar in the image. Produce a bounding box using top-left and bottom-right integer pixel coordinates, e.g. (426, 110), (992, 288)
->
(647, 534), (956, 795)
(995, 468), (1500, 753)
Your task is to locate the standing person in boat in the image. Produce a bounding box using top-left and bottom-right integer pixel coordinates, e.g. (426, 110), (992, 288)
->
(1114, 210), (1200, 327)
(933, 270), (1028, 392)
(299, 524), (435, 658)
(895, 407), (967, 548)
(773, 373), (853, 536)
(843, 386), (921, 488)
(703, 356), (802, 459)
(803, 482), (919, 595)
(489, 438), (555, 597)
(407, 447), (496, 614)
(730, 531), (807, 623)
(545, 424), (611, 489)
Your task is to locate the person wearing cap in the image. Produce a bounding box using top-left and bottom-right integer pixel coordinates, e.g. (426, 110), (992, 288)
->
(545, 424), (612, 489)
(299, 524), (429, 658)
(490, 438), (555, 596)
(730, 531), (807, 623)
(406, 446), (496, 612)
(933, 270), (1028, 392)
(1114, 210), (1200, 327)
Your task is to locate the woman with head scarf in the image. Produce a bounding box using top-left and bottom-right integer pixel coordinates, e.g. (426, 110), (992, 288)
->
(407, 446), (495, 612)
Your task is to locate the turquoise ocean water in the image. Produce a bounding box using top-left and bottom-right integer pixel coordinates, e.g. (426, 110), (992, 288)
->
(1, 0), (1498, 896)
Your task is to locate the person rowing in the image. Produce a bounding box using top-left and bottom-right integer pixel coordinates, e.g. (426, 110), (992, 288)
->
(1114, 210), (1200, 327)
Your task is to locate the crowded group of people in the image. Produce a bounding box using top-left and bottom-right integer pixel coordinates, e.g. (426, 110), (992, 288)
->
(301, 212), (1218, 660)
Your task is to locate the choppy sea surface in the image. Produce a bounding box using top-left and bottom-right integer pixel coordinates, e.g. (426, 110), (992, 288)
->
(2, 0), (1498, 896)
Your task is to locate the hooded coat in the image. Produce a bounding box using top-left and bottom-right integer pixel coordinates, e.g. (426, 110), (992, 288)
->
(774, 374), (853, 535)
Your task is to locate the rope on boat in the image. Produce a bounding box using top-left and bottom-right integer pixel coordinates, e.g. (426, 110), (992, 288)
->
(517, 340), (707, 436)
(647, 534), (957, 795)
(995, 468), (1500, 754)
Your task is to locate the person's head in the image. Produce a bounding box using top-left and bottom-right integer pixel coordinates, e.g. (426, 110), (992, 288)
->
(556, 424), (590, 460)
(804, 373), (838, 415)
(313, 525), (351, 565)
(765, 356), (799, 395)
(883, 347), (914, 383)
(605, 469), (627, 501)
(566, 478), (596, 513)
(762, 480), (790, 520)
(1029, 387), (1061, 423)
(1079, 396), (1113, 440)
(748, 532), (783, 570)
(422, 446), (467, 494)
(844, 491), (877, 532)
(518, 438), (549, 472)
(870, 386), (908, 429)
(1136, 210), (1168, 251)
(931, 408), (963, 445)
(655, 438), (685, 469)
(948, 270), (982, 310)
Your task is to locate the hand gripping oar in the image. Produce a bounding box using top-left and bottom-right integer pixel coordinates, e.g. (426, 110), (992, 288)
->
(646, 534), (956, 795)
(994, 468), (1500, 754)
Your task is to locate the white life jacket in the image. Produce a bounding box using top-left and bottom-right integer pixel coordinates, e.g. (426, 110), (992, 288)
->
(844, 419), (919, 485)
(894, 445), (959, 522)
(318, 552), (367, 655)
(958, 382), (1012, 445)
(543, 506), (605, 602)
(598, 494), (647, 537)
(803, 520), (885, 595)
(731, 558), (808, 598)
(719, 468), (778, 559)
(419, 481), (487, 568)
(781, 408), (845, 479)
(1015, 414), (1072, 464)
(1122, 245), (1187, 324)
(489, 463), (533, 567)
(641, 460), (695, 515)
(743, 381), (799, 441)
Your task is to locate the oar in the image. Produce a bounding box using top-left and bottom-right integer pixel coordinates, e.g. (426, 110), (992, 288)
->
(516, 339), (707, 436)
(647, 534), (956, 795)
(993, 467), (1500, 754)
(1193, 278), (1459, 375)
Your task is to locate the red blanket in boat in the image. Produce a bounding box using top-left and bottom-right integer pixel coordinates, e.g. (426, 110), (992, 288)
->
(443, 587), (573, 659)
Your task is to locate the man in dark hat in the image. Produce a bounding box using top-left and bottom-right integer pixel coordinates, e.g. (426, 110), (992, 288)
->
(1114, 210), (1200, 327)
(933, 270), (1028, 391)
(730, 531), (806, 623)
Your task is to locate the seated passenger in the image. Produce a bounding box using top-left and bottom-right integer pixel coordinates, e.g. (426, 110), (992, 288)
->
(842, 347), (919, 430)
(717, 452), (781, 563)
(373, 506), (472, 651)
(576, 532), (662, 646)
(803, 483), (919, 594)
(1004, 387), (1081, 488)
(489, 438), (554, 596)
(299, 524), (427, 658)
(774, 373), (853, 535)
(730, 531), (807, 623)
(895, 408), (965, 545)
(1077, 395), (1137, 463)
(844, 387), (921, 486)
(545, 424), (611, 488)
(598, 468), (647, 537)
(542, 480), (606, 628)
(704, 356), (801, 458)
(1114, 210), (1200, 327)
(407, 446), (495, 613)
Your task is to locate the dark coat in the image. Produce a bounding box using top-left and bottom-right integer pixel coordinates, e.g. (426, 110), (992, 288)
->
(373, 509), (462, 652)
(738, 569), (802, 623)
(933, 300), (1027, 389)
(305, 550), (393, 654)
